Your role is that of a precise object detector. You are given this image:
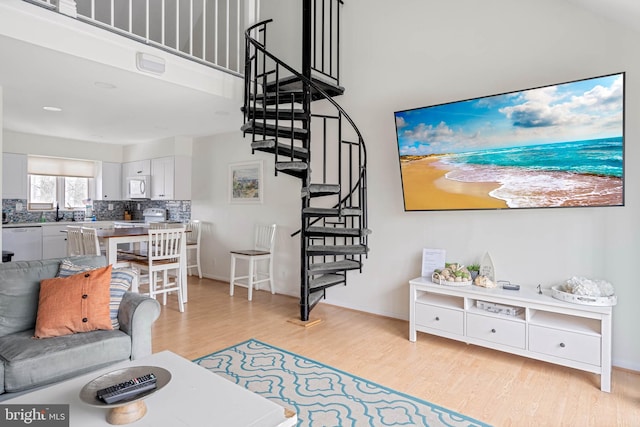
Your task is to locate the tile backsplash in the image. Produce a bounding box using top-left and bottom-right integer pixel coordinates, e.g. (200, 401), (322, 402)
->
(2, 199), (191, 224)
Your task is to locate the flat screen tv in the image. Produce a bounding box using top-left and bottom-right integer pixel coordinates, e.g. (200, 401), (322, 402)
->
(394, 72), (624, 211)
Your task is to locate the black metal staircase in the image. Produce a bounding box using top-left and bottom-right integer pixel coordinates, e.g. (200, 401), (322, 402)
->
(241, 0), (369, 321)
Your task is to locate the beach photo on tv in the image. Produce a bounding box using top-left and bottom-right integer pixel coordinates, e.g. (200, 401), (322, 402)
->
(394, 73), (624, 211)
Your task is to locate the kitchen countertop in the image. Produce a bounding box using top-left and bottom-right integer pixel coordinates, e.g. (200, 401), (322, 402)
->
(2, 220), (116, 228)
(2, 220), (184, 228)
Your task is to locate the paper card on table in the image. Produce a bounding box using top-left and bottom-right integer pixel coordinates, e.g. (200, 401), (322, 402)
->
(421, 248), (446, 278)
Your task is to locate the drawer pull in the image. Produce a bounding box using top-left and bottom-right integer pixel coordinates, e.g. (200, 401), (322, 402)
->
(559, 342), (566, 348)
(435, 317), (440, 321)
(491, 328), (496, 333)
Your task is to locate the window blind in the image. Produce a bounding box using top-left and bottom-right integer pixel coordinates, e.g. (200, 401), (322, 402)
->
(27, 156), (97, 178)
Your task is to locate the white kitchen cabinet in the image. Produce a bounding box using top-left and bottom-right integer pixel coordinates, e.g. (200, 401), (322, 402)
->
(123, 159), (151, 177)
(409, 277), (613, 392)
(98, 162), (122, 200)
(151, 156), (191, 200)
(2, 226), (43, 261)
(2, 153), (28, 199)
(151, 156), (174, 200)
(42, 224), (69, 259)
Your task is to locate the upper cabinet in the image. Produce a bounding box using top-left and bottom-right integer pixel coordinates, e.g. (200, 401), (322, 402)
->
(2, 153), (28, 199)
(151, 156), (191, 200)
(98, 162), (122, 200)
(122, 159), (151, 177)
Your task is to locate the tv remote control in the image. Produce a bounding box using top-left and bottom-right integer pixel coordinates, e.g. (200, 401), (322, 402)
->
(97, 373), (157, 404)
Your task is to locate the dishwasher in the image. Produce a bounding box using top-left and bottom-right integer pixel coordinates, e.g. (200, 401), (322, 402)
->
(2, 226), (43, 261)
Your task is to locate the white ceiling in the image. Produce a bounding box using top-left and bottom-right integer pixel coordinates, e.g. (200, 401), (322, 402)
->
(0, 0), (244, 146)
(0, 36), (243, 145)
(0, 0), (638, 147)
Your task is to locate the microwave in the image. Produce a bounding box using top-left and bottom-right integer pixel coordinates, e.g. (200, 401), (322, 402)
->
(127, 175), (151, 199)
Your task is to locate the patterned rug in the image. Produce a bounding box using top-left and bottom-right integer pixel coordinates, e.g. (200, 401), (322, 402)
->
(194, 339), (490, 427)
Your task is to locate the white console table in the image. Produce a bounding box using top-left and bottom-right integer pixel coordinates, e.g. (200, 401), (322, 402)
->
(409, 277), (613, 392)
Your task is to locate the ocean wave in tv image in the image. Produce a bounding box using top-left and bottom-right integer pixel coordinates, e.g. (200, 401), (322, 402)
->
(440, 138), (623, 208)
(444, 138), (623, 178)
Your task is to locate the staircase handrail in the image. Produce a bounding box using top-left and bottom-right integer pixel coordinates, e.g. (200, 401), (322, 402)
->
(245, 19), (368, 236)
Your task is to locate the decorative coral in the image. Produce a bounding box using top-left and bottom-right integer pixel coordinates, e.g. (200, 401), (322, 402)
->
(474, 275), (497, 288)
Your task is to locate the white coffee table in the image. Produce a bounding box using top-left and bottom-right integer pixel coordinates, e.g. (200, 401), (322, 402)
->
(5, 351), (296, 426)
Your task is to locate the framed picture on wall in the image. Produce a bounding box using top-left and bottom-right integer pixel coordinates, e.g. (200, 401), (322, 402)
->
(228, 160), (263, 204)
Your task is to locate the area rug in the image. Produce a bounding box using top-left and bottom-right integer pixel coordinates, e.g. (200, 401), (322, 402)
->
(194, 339), (490, 427)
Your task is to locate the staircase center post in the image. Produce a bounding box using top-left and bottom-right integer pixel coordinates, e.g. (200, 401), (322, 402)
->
(299, 0), (314, 321)
(302, 0), (312, 82)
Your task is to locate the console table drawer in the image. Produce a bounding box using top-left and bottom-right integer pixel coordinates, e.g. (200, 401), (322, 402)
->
(529, 325), (601, 366)
(415, 303), (463, 335)
(466, 313), (525, 349)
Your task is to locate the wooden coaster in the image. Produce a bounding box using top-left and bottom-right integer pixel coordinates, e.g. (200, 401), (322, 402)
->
(287, 317), (322, 328)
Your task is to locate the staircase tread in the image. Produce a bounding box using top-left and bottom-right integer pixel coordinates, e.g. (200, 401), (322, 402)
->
(309, 260), (361, 273)
(308, 183), (340, 190)
(241, 122), (308, 135)
(310, 274), (345, 288)
(276, 162), (308, 170)
(307, 244), (369, 255)
(308, 291), (324, 308)
(247, 107), (305, 114)
(302, 207), (363, 217)
(265, 75), (345, 99)
(251, 139), (309, 157)
(245, 108), (307, 121)
(241, 123), (308, 142)
(307, 226), (364, 236)
(301, 184), (341, 198)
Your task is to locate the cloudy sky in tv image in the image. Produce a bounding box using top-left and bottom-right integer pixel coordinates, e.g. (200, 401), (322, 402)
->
(395, 74), (623, 157)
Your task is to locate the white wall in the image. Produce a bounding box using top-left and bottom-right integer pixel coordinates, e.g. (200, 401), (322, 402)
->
(192, 0), (640, 370)
(191, 131), (301, 286)
(122, 136), (193, 162)
(259, 1), (301, 69)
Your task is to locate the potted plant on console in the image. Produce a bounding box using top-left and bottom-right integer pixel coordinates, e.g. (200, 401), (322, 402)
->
(468, 263), (480, 281)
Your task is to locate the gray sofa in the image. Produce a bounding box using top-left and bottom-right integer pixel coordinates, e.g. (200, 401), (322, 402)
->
(0, 256), (161, 400)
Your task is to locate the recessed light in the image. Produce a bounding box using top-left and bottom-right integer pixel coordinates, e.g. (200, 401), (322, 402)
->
(95, 81), (117, 89)
(43, 106), (62, 112)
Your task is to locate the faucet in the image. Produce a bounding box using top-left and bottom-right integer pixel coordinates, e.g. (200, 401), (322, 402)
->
(55, 203), (64, 222)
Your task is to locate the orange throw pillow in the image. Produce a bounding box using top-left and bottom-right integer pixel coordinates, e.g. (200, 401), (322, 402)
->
(34, 265), (114, 338)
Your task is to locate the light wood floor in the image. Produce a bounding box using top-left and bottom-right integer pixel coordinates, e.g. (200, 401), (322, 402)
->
(152, 277), (640, 426)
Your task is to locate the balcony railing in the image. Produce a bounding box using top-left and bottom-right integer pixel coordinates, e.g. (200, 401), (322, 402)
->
(26, 0), (261, 76)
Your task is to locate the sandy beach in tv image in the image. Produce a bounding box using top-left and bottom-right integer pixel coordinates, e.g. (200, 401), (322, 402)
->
(395, 74), (624, 211)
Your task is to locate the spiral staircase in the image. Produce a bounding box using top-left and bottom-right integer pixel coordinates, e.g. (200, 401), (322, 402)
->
(241, 0), (369, 321)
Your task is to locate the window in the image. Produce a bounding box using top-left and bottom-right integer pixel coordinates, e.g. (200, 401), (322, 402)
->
(27, 156), (97, 210)
(65, 177), (89, 208)
(28, 176), (91, 210)
(29, 175), (56, 205)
